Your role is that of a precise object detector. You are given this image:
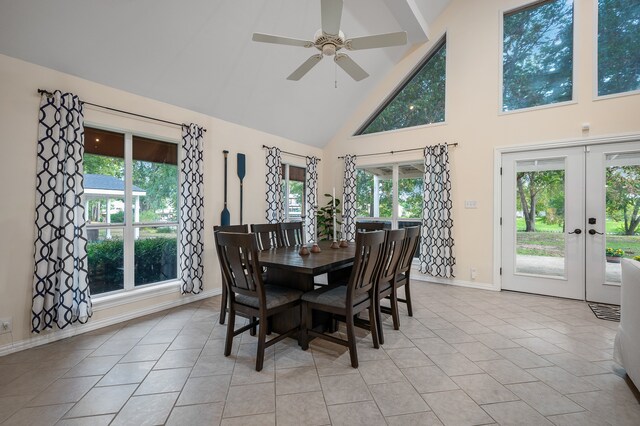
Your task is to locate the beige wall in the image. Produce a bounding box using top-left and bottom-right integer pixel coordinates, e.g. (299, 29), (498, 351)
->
(0, 53), (322, 351)
(322, 0), (640, 287)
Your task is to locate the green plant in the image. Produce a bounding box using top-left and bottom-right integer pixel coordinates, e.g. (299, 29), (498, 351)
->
(634, 255), (640, 262)
(316, 194), (342, 241)
(606, 247), (625, 257)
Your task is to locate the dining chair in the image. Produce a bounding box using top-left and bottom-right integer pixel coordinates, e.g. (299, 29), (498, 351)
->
(214, 224), (249, 325)
(356, 221), (386, 232)
(251, 223), (284, 250)
(392, 226), (421, 318)
(374, 228), (406, 345)
(300, 230), (386, 368)
(278, 221), (304, 247)
(216, 232), (303, 371)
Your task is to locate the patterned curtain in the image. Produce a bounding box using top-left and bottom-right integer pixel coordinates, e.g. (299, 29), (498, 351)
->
(342, 155), (357, 242)
(32, 90), (91, 333)
(265, 147), (284, 223)
(180, 124), (205, 294)
(419, 144), (455, 278)
(305, 156), (319, 243)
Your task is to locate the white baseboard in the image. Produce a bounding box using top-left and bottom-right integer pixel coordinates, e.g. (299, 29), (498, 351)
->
(411, 268), (500, 292)
(0, 288), (222, 357)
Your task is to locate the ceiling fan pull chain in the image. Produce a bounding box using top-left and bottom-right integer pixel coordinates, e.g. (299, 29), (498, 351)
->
(334, 62), (338, 89)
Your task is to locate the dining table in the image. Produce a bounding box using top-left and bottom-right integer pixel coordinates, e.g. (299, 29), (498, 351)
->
(258, 240), (356, 335)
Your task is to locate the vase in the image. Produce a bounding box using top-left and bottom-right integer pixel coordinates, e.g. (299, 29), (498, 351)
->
(606, 256), (622, 263)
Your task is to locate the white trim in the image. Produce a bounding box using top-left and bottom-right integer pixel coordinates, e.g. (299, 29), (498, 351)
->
(92, 280), (182, 311)
(412, 267), (500, 291)
(496, 132), (640, 154)
(0, 288), (221, 357)
(350, 120), (447, 141)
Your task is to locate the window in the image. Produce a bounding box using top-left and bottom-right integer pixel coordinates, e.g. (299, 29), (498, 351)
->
(502, 0), (574, 111)
(282, 164), (305, 222)
(356, 162), (423, 257)
(598, 0), (640, 97)
(84, 127), (179, 295)
(356, 37), (446, 135)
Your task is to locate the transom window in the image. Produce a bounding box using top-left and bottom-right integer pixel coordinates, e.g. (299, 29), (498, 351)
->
(598, 0), (640, 97)
(355, 36), (446, 135)
(502, 0), (574, 111)
(84, 127), (179, 295)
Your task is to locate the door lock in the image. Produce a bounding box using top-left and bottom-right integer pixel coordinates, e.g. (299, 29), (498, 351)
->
(568, 229), (582, 235)
(588, 229), (604, 235)
(588, 218), (597, 225)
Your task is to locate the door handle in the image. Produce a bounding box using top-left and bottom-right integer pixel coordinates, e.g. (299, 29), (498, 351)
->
(588, 229), (604, 235)
(568, 229), (582, 235)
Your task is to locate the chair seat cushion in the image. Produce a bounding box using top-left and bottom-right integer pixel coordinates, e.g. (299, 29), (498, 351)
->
(235, 285), (303, 310)
(301, 285), (369, 308)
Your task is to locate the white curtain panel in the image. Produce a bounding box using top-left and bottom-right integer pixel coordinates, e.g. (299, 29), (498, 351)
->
(305, 156), (319, 243)
(179, 124), (205, 294)
(32, 90), (91, 333)
(419, 144), (456, 278)
(342, 155), (357, 242)
(265, 147), (284, 223)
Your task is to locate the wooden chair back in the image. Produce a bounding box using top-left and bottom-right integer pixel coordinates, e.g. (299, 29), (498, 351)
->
(356, 222), (386, 232)
(251, 223), (283, 250)
(278, 222), (304, 247)
(398, 226), (421, 274)
(214, 224), (249, 233)
(378, 229), (406, 286)
(216, 232), (265, 301)
(347, 230), (386, 299)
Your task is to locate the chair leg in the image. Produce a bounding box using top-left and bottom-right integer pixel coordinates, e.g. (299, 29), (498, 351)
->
(224, 306), (235, 357)
(346, 312), (358, 368)
(255, 313), (268, 372)
(219, 285), (227, 325)
(375, 294), (385, 345)
(300, 303), (309, 351)
(390, 288), (401, 330)
(250, 317), (257, 336)
(368, 304), (380, 349)
(405, 280), (413, 317)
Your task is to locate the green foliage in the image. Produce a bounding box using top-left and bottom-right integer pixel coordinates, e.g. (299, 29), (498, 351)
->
(133, 160), (178, 221)
(361, 41), (446, 134)
(87, 237), (177, 294)
(84, 153), (124, 178)
(503, 0), (573, 111)
(598, 0), (640, 96)
(516, 170), (564, 232)
(316, 194), (342, 241)
(606, 166), (640, 235)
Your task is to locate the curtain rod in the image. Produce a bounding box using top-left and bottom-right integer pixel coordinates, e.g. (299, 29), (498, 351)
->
(37, 89), (207, 132)
(337, 143), (458, 159)
(262, 145), (321, 161)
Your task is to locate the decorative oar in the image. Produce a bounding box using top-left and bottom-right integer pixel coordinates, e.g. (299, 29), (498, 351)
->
(237, 153), (246, 224)
(221, 150), (230, 226)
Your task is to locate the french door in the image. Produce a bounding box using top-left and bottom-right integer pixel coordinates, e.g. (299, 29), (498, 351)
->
(501, 141), (640, 304)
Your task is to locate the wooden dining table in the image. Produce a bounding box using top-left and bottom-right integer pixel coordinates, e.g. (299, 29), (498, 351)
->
(258, 240), (356, 335)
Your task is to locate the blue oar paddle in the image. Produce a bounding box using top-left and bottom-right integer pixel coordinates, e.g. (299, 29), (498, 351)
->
(221, 150), (230, 226)
(237, 153), (246, 224)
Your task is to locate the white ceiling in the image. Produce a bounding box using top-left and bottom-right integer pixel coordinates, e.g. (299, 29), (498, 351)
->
(0, 0), (449, 147)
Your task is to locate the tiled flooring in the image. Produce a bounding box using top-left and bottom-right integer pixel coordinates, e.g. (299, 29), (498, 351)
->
(1, 282), (639, 425)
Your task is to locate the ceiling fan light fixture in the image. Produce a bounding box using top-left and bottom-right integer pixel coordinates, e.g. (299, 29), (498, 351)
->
(322, 44), (336, 56)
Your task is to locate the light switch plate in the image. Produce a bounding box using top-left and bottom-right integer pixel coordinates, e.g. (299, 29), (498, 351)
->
(464, 200), (478, 209)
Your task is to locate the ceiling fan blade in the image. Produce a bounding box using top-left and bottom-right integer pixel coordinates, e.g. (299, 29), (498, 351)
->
(334, 54), (369, 81)
(287, 55), (323, 81)
(252, 33), (313, 48)
(345, 31), (408, 50)
(321, 0), (343, 35)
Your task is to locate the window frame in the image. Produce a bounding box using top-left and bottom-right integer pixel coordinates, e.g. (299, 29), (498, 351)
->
(499, 0), (577, 115)
(281, 162), (306, 222)
(593, 0), (640, 101)
(84, 124), (181, 297)
(353, 34), (448, 137)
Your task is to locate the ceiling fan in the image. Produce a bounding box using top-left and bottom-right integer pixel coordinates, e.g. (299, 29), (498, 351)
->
(252, 0), (407, 81)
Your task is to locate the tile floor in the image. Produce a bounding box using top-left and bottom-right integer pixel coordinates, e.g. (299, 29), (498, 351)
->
(1, 282), (639, 425)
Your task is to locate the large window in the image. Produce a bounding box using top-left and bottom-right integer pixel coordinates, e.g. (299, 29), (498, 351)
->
(502, 0), (574, 111)
(356, 37), (446, 135)
(282, 164), (305, 222)
(356, 161), (423, 256)
(598, 0), (640, 97)
(84, 127), (179, 295)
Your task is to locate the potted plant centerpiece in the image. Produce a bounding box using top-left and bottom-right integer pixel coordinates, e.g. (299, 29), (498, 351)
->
(606, 247), (624, 263)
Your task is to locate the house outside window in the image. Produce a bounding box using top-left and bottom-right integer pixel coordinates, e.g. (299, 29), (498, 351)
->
(502, 0), (574, 111)
(84, 127), (179, 295)
(355, 36), (446, 135)
(282, 163), (305, 222)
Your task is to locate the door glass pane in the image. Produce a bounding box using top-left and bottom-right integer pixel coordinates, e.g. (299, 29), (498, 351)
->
(398, 163), (424, 219)
(515, 158), (566, 277)
(605, 152), (640, 283)
(356, 166), (393, 218)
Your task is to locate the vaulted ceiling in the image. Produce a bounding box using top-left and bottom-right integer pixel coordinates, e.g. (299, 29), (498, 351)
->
(0, 0), (449, 147)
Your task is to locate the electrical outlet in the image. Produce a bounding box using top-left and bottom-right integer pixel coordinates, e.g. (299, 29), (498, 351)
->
(470, 267), (478, 280)
(0, 318), (12, 334)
